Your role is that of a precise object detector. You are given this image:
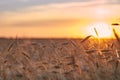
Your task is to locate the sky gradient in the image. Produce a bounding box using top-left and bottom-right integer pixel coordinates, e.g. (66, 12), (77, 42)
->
(0, 0), (120, 38)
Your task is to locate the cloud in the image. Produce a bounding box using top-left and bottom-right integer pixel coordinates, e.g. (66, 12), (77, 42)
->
(17, 0), (30, 2)
(10, 19), (81, 27)
(23, 1), (105, 11)
(0, 0), (88, 11)
(4, 0), (119, 13)
(1, 0), (120, 11)
(0, 1), (120, 28)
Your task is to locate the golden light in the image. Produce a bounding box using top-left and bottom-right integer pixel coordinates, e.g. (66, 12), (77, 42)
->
(87, 22), (113, 38)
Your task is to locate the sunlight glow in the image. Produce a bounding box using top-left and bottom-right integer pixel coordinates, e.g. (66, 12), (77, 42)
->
(87, 22), (113, 38)
(96, 8), (108, 15)
(95, 7), (110, 19)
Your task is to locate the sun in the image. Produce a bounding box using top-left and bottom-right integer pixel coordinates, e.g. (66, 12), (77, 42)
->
(87, 22), (112, 38)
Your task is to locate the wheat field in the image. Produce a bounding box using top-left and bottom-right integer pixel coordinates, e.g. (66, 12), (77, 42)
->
(0, 37), (120, 80)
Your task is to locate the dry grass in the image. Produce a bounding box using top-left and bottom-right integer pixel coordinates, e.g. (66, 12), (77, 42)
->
(0, 35), (120, 80)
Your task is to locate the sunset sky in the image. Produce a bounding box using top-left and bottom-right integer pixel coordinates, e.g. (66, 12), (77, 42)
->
(0, 0), (120, 38)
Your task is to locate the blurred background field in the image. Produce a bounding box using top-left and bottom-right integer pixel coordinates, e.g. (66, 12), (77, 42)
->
(0, 38), (120, 80)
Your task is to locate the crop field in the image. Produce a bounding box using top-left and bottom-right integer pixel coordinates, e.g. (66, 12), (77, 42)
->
(0, 38), (120, 80)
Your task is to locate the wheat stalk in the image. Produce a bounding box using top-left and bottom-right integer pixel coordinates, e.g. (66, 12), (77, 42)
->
(94, 27), (99, 37)
(80, 35), (92, 43)
(113, 28), (120, 45)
